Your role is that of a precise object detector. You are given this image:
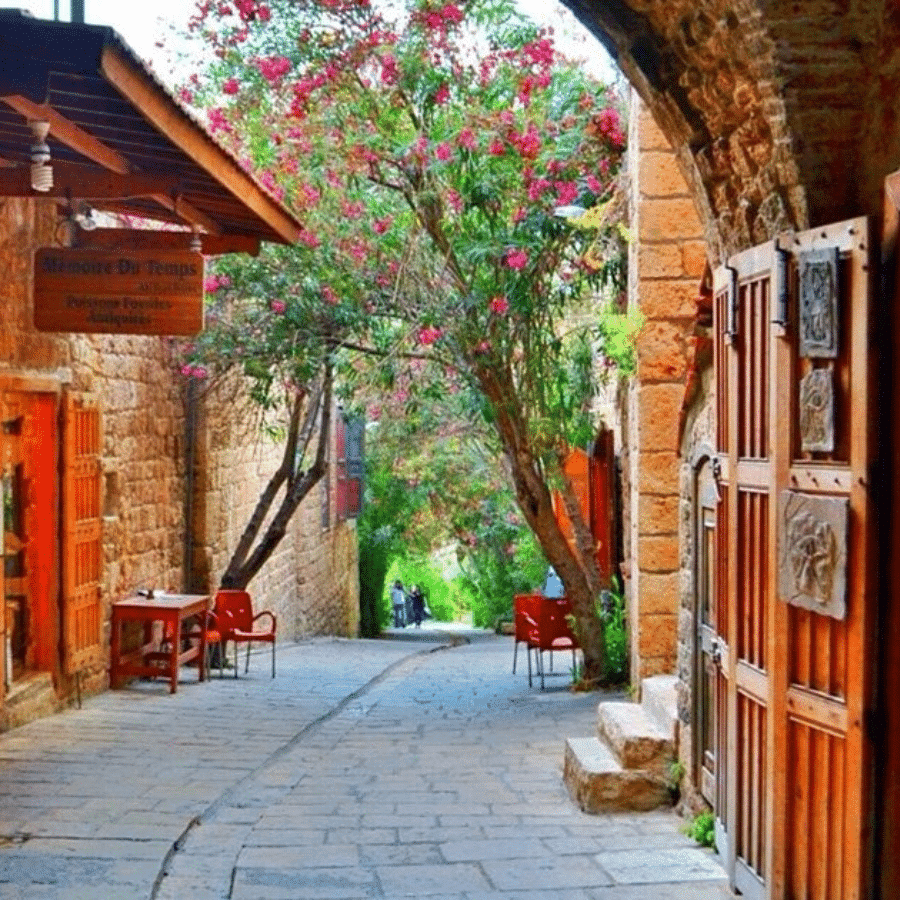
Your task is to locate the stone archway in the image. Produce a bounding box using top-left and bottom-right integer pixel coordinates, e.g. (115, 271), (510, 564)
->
(562, 1), (900, 259)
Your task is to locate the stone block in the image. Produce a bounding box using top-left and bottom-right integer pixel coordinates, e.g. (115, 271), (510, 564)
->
(637, 573), (679, 617)
(640, 150), (690, 197)
(639, 198), (705, 243)
(637, 451), (680, 495)
(637, 383), (685, 452)
(638, 243), (685, 279)
(639, 279), (701, 320)
(639, 614), (678, 659)
(682, 240), (710, 279)
(639, 537), (679, 574)
(638, 106), (671, 152)
(597, 700), (673, 771)
(636, 320), (690, 382)
(638, 495), (680, 535)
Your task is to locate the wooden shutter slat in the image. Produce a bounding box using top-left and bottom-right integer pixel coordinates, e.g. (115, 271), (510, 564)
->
(61, 394), (102, 674)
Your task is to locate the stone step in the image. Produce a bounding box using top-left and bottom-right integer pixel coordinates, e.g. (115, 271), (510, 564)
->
(2, 672), (61, 730)
(597, 699), (673, 772)
(563, 737), (671, 814)
(640, 673), (679, 741)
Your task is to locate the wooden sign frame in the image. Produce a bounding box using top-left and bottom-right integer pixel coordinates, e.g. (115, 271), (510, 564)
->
(33, 247), (204, 336)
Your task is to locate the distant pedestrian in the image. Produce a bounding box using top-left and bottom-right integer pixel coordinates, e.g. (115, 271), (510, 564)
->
(391, 580), (407, 628)
(410, 585), (425, 628)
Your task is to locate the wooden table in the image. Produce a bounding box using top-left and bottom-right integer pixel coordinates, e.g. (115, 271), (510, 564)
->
(109, 593), (210, 694)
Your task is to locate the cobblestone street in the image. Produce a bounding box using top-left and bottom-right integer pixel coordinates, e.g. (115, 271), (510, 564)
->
(0, 627), (725, 899)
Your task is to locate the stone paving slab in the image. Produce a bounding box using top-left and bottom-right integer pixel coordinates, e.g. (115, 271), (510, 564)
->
(0, 626), (728, 899)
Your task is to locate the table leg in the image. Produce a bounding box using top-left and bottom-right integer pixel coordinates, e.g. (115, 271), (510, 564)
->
(198, 617), (207, 683)
(109, 613), (121, 688)
(168, 613), (179, 694)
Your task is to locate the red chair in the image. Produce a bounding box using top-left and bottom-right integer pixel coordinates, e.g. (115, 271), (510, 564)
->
(526, 596), (579, 689)
(214, 589), (277, 678)
(512, 594), (542, 676)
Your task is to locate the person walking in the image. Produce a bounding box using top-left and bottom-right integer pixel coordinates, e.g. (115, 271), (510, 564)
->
(410, 584), (425, 628)
(390, 580), (407, 628)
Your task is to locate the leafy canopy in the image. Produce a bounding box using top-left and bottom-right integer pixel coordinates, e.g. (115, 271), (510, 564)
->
(179, 0), (630, 466)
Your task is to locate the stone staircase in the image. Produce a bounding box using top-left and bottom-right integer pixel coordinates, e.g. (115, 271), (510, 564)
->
(564, 674), (678, 813)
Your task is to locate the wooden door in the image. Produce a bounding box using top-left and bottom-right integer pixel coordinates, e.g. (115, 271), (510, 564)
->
(1, 389), (58, 686)
(712, 217), (874, 900)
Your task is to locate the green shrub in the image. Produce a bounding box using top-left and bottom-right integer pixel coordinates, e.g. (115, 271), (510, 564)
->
(597, 577), (628, 684)
(684, 810), (716, 850)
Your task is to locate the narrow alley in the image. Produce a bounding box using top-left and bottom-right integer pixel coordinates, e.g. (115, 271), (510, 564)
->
(0, 629), (724, 899)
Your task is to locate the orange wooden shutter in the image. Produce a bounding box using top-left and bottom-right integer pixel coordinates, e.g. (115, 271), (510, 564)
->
(61, 394), (102, 674)
(553, 448), (591, 547)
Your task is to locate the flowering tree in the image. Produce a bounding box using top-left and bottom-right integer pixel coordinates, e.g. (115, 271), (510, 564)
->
(181, 0), (630, 683)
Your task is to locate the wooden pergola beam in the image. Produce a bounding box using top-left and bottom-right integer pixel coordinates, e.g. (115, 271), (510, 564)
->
(151, 193), (223, 237)
(101, 47), (302, 245)
(77, 227), (261, 257)
(0, 161), (178, 198)
(2, 94), (130, 175)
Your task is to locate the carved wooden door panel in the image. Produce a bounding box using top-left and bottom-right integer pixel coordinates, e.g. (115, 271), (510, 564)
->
(713, 217), (874, 900)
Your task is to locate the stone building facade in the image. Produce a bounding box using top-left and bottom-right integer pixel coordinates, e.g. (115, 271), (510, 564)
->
(0, 196), (358, 730)
(623, 93), (706, 685)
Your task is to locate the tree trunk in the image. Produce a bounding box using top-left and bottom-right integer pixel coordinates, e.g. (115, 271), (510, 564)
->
(475, 364), (607, 683)
(219, 362), (333, 591)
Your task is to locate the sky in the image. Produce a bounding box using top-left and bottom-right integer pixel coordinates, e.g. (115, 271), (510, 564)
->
(10, 0), (616, 83)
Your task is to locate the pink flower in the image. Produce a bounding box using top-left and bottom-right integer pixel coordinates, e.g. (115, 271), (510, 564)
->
(222, 77), (239, 95)
(204, 274), (231, 293)
(271, 299), (286, 314)
(555, 181), (580, 206)
(341, 199), (365, 219)
(177, 87), (194, 104)
(511, 206), (527, 223)
(321, 285), (339, 305)
(456, 127), (477, 151)
(373, 216), (393, 235)
(380, 53), (399, 85)
(488, 137), (505, 156)
(586, 174), (604, 194)
(527, 178), (552, 202)
(206, 107), (231, 134)
(593, 106), (625, 148)
(435, 142), (453, 162)
(489, 295), (509, 315)
(298, 228), (320, 249)
(446, 190), (463, 215)
(434, 83), (450, 105)
(505, 248), (528, 270)
(417, 325), (443, 346)
(180, 363), (207, 379)
(512, 123), (541, 159)
(256, 55), (292, 83)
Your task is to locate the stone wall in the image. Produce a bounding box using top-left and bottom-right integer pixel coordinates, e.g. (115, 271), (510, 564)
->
(625, 92), (706, 685)
(194, 379), (359, 641)
(0, 197), (358, 728)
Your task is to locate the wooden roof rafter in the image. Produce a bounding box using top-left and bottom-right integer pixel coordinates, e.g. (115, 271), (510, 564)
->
(0, 10), (303, 254)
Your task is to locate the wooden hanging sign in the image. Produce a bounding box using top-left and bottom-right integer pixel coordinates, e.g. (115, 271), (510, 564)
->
(33, 247), (204, 336)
